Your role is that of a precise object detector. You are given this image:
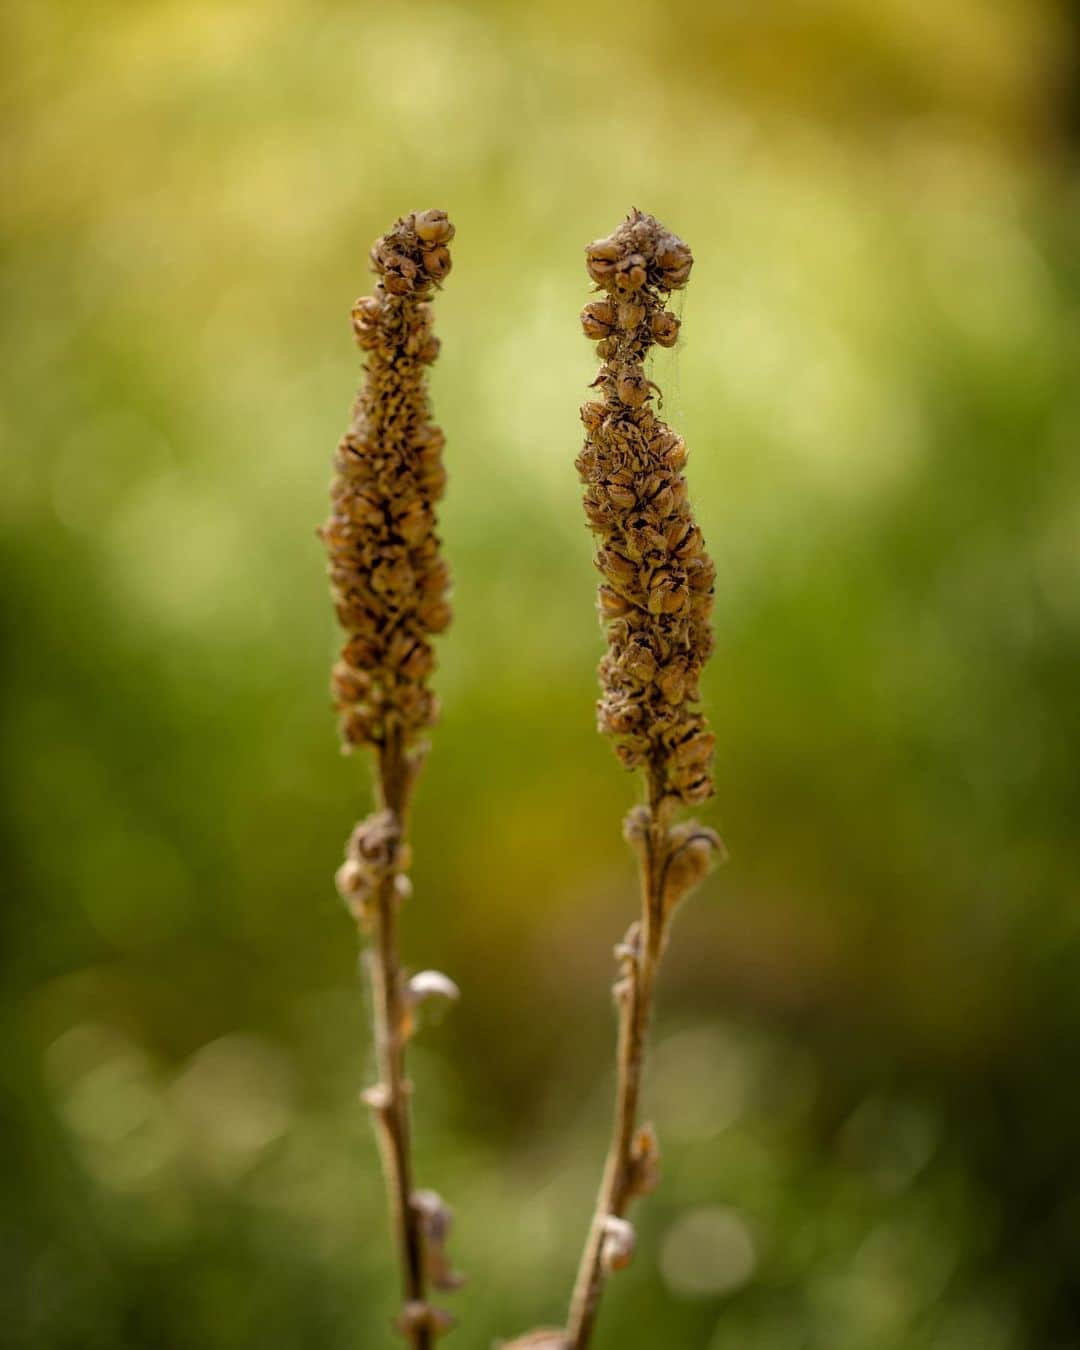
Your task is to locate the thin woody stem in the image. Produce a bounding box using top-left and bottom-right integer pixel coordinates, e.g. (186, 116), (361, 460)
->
(567, 780), (670, 1350)
(368, 722), (430, 1350)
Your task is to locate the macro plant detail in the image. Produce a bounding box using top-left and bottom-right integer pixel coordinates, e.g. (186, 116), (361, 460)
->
(319, 208), (462, 1349)
(508, 211), (724, 1350)
(12, 10), (1073, 1350)
(324, 207), (722, 1350)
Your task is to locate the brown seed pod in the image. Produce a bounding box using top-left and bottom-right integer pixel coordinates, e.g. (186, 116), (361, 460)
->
(656, 236), (694, 289)
(599, 586), (633, 619)
(422, 245), (452, 280)
(581, 401), (606, 432)
(332, 662), (371, 704)
(617, 369), (650, 408)
(581, 300), (616, 339)
(586, 239), (621, 285)
(412, 208), (454, 244)
(651, 310), (681, 347)
(604, 481), (637, 511)
(614, 254), (647, 292)
(351, 295), (383, 348)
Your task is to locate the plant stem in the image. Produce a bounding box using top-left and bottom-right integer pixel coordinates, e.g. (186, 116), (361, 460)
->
(566, 784), (670, 1350)
(368, 722), (430, 1350)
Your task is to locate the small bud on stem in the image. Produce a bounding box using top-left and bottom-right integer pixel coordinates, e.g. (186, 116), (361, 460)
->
(600, 1216), (636, 1272)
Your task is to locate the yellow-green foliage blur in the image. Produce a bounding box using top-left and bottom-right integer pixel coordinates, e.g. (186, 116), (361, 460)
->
(4, 2), (1080, 1347)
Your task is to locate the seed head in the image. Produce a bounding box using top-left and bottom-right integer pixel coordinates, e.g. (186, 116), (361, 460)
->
(321, 211), (454, 754)
(576, 211), (715, 807)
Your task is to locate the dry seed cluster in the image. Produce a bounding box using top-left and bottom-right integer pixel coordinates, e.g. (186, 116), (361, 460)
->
(321, 209), (455, 755)
(577, 210), (716, 805)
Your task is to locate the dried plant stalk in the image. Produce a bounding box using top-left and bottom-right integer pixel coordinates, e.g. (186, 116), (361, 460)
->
(562, 210), (724, 1349)
(320, 208), (462, 1348)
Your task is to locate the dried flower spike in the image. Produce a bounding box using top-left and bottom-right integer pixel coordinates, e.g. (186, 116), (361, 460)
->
(325, 210), (456, 759)
(577, 210), (715, 808)
(562, 211), (724, 1350)
(320, 209), (461, 1350)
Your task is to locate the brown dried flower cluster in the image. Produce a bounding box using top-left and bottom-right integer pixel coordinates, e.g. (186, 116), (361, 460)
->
(576, 209), (716, 807)
(321, 207), (455, 755)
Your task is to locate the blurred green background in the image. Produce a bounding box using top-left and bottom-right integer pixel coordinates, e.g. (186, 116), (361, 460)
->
(4, 1), (1080, 1346)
